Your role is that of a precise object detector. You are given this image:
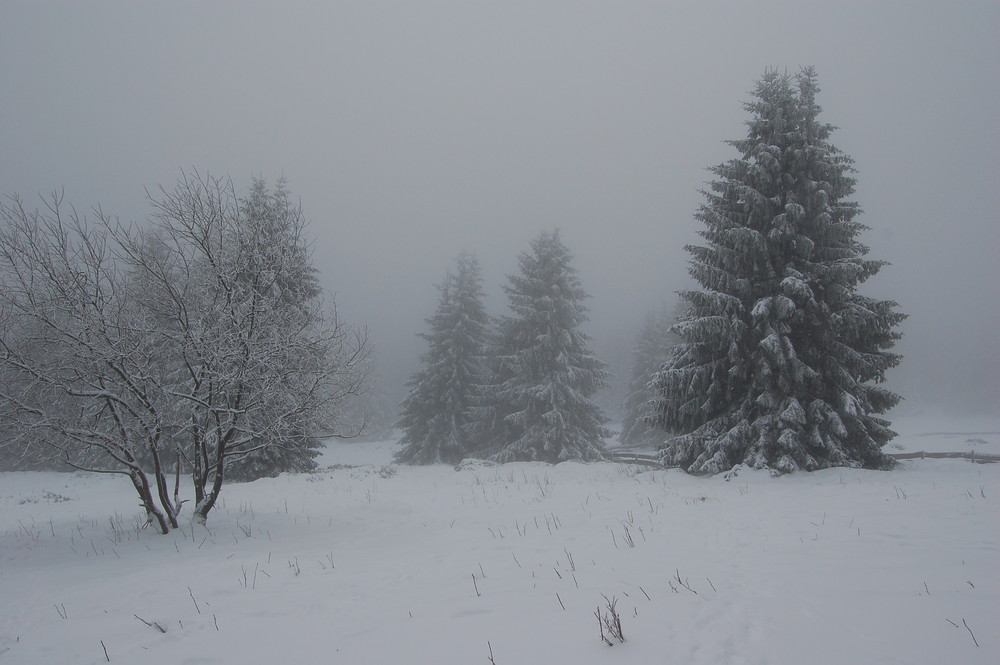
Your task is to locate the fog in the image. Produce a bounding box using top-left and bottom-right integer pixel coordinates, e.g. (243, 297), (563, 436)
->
(2, 1), (998, 417)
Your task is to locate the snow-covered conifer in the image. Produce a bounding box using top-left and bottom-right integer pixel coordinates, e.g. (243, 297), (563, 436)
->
(396, 252), (490, 464)
(225, 178), (326, 482)
(340, 365), (396, 442)
(619, 307), (676, 448)
(487, 230), (609, 463)
(655, 69), (905, 475)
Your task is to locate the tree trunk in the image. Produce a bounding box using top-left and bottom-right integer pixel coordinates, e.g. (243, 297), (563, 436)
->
(149, 442), (179, 529)
(192, 438), (227, 525)
(128, 469), (169, 535)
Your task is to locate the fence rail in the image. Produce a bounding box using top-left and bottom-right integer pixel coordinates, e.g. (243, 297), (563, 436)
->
(609, 450), (1000, 468)
(608, 452), (665, 468)
(888, 450), (999, 464)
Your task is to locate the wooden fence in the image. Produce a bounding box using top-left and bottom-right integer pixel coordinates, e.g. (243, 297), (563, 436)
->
(887, 450), (1000, 464)
(607, 452), (665, 468)
(609, 450), (1000, 469)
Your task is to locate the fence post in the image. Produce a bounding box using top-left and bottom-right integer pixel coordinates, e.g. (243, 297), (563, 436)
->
(971, 449), (976, 464)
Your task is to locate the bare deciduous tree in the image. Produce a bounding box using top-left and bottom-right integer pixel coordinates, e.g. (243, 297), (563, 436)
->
(0, 172), (369, 532)
(0, 192), (179, 531)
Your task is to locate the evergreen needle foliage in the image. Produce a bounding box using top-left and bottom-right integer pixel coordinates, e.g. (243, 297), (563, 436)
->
(223, 177), (326, 482)
(619, 307), (676, 448)
(396, 252), (490, 464)
(487, 230), (610, 463)
(654, 68), (905, 475)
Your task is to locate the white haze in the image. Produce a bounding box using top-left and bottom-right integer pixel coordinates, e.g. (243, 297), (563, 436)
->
(2, 1), (998, 417)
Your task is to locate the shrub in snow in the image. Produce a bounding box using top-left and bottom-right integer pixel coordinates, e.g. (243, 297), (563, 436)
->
(454, 458), (496, 472)
(654, 68), (905, 475)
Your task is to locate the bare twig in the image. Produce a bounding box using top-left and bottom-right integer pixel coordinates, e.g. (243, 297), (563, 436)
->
(188, 587), (201, 614)
(595, 607), (613, 646)
(963, 619), (979, 648)
(674, 569), (697, 594)
(134, 615), (167, 633)
(101, 640), (110, 662)
(556, 593), (566, 610)
(487, 640), (497, 664)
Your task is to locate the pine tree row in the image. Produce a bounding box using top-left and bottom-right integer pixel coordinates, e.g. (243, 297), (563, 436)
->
(395, 232), (610, 465)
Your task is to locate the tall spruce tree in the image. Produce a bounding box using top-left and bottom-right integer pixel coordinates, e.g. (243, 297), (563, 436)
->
(619, 307), (676, 448)
(488, 230), (609, 463)
(396, 252), (490, 465)
(655, 68), (904, 475)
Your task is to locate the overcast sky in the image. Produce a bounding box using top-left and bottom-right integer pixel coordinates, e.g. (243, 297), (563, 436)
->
(2, 1), (998, 416)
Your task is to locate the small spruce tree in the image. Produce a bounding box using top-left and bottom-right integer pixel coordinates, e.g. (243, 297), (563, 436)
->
(340, 366), (396, 442)
(396, 252), (490, 465)
(488, 230), (609, 463)
(655, 68), (905, 475)
(619, 307), (676, 448)
(224, 177), (325, 481)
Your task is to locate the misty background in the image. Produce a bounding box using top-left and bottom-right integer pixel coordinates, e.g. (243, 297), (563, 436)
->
(2, 1), (998, 421)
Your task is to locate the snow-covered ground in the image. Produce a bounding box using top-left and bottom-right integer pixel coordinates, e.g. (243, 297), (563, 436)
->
(1, 416), (997, 664)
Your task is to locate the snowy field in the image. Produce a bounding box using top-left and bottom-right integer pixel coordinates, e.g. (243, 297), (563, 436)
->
(1, 416), (997, 664)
